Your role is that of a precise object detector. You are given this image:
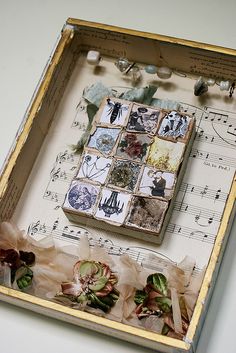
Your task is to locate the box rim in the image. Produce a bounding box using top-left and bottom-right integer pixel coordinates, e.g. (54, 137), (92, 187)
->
(0, 18), (235, 352)
(67, 17), (236, 56)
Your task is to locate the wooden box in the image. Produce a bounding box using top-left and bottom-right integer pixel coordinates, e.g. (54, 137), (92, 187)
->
(0, 18), (235, 353)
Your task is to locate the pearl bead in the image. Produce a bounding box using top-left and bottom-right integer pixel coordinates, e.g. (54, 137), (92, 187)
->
(87, 50), (101, 65)
(144, 65), (158, 74)
(206, 78), (215, 86)
(156, 66), (172, 79)
(220, 80), (230, 91)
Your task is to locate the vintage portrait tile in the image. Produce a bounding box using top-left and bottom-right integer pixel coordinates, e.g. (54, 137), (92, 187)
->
(64, 180), (99, 214)
(138, 166), (175, 199)
(95, 188), (131, 224)
(127, 104), (160, 133)
(98, 98), (130, 126)
(147, 137), (185, 173)
(87, 127), (120, 155)
(76, 152), (112, 184)
(126, 196), (168, 233)
(116, 132), (152, 162)
(156, 110), (192, 142)
(108, 160), (141, 192)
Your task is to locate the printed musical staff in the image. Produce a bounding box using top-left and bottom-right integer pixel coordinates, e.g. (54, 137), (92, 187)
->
(43, 190), (65, 203)
(55, 150), (80, 165)
(50, 167), (74, 183)
(174, 201), (222, 223)
(190, 148), (236, 168)
(196, 129), (236, 149)
(27, 219), (210, 274)
(179, 183), (228, 203)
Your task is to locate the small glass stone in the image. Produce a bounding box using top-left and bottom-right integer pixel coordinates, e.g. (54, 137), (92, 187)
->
(220, 80), (230, 91)
(194, 77), (208, 96)
(115, 57), (130, 72)
(156, 66), (172, 79)
(130, 66), (142, 83)
(144, 65), (158, 74)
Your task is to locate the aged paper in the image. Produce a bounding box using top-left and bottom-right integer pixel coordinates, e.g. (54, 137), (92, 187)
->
(12, 54), (236, 272)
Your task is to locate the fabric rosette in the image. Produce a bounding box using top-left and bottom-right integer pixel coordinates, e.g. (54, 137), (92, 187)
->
(56, 260), (119, 313)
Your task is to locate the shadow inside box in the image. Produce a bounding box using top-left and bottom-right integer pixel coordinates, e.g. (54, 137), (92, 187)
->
(149, 80), (178, 92)
(196, 218), (236, 353)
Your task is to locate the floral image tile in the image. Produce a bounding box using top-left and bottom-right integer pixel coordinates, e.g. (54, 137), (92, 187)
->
(77, 152), (112, 184)
(99, 98), (130, 126)
(95, 188), (131, 225)
(108, 160), (141, 192)
(126, 196), (168, 233)
(157, 110), (192, 142)
(116, 132), (152, 162)
(138, 166), (175, 200)
(147, 137), (185, 173)
(64, 180), (99, 214)
(88, 127), (120, 155)
(127, 104), (160, 133)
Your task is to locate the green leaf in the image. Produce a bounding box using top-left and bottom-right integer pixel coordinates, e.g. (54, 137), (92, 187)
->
(87, 103), (99, 125)
(161, 323), (170, 336)
(156, 297), (172, 313)
(79, 261), (97, 277)
(89, 276), (108, 291)
(134, 290), (148, 305)
(89, 293), (110, 312)
(147, 273), (168, 296)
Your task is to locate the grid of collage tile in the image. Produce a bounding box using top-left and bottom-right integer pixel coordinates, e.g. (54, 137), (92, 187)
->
(63, 97), (194, 235)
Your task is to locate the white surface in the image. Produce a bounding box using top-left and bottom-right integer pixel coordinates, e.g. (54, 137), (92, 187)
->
(0, 1), (235, 353)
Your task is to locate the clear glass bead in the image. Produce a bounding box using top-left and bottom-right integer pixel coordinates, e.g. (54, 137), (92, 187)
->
(115, 57), (130, 72)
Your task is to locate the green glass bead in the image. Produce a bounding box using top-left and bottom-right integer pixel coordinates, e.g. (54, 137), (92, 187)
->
(144, 65), (158, 74)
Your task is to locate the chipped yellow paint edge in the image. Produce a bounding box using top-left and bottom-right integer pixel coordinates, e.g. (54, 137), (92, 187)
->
(67, 18), (236, 56)
(186, 176), (236, 342)
(0, 28), (74, 198)
(0, 285), (190, 351)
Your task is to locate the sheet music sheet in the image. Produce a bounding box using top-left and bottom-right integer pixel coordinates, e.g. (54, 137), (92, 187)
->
(12, 54), (236, 272)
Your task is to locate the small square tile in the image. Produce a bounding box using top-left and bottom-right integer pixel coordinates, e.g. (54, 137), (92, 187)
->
(87, 127), (120, 155)
(64, 180), (99, 214)
(116, 132), (152, 162)
(127, 104), (160, 133)
(76, 152), (112, 184)
(99, 98), (130, 126)
(156, 110), (192, 142)
(107, 160), (141, 192)
(147, 137), (185, 173)
(126, 196), (168, 233)
(95, 188), (131, 224)
(138, 166), (175, 200)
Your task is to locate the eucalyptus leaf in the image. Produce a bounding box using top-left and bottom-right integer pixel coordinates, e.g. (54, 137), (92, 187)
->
(120, 85), (158, 105)
(83, 81), (113, 107)
(72, 130), (91, 153)
(147, 273), (168, 296)
(87, 103), (99, 125)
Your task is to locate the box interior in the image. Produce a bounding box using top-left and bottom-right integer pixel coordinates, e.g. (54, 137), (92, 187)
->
(0, 23), (235, 352)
